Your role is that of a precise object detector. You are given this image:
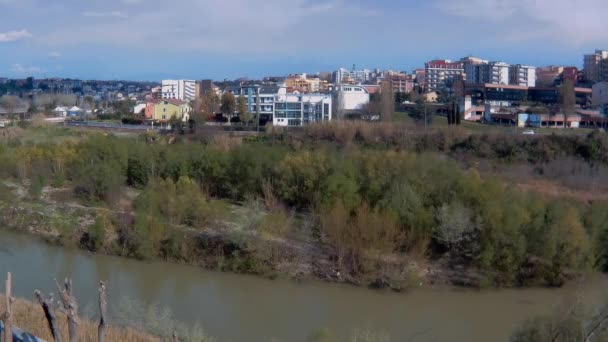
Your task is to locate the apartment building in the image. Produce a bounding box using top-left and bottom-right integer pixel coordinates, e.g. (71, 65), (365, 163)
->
(333, 67), (371, 85)
(509, 65), (537, 87)
(462, 57), (487, 84)
(273, 87), (332, 127)
(584, 50), (608, 82)
(284, 73), (322, 93)
(161, 80), (196, 101)
(424, 60), (464, 92)
(233, 84), (279, 124)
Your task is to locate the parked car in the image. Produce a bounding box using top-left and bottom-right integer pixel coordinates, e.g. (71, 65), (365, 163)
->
(522, 130), (535, 135)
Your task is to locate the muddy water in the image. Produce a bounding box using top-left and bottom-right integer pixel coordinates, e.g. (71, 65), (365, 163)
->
(0, 231), (605, 342)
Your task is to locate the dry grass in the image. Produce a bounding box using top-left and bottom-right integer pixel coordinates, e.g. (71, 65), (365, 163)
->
(0, 127), (25, 142)
(209, 134), (242, 151)
(1, 295), (160, 342)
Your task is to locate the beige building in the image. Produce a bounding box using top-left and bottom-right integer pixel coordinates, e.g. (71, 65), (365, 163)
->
(285, 74), (323, 93)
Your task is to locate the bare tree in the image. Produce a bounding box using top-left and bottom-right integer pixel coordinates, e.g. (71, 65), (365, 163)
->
(380, 80), (394, 122)
(56, 279), (78, 342)
(98, 282), (107, 342)
(2, 273), (14, 342)
(560, 78), (576, 128)
(34, 291), (61, 342)
(0, 95), (20, 119)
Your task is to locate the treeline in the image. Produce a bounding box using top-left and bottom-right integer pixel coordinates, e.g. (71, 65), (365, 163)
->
(267, 121), (608, 166)
(1, 128), (608, 287)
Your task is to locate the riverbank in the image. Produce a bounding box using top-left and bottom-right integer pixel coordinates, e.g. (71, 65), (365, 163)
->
(0, 295), (159, 341)
(0, 179), (431, 291)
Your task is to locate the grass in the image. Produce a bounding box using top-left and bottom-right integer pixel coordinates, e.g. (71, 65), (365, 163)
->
(1, 295), (160, 341)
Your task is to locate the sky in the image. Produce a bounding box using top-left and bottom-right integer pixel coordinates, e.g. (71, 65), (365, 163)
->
(0, 0), (607, 81)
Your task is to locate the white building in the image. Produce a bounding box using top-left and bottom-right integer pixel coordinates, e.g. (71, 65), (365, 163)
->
(53, 106), (68, 117)
(333, 67), (371, 84)
(484, 62), (510, 85)
(463, 58), (509, 85)
(161, 80), (196, 101)
(234, 85), (279, 124)
(462, 57), (488, 84)
(509, 65), (536, 87)
(273, 87), (332, 127)
(335, 85), (370, 114)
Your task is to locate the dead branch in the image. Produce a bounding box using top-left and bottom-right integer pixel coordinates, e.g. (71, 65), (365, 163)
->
(98, 281), (107, 342)
(34, 291), (61, 342)
(585, 313), (608, 342)
(2, 273), (14, 342)
(55, 278), (78, 342)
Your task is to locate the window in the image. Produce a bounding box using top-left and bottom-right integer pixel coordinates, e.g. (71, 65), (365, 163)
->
(324, 103), (329, 115)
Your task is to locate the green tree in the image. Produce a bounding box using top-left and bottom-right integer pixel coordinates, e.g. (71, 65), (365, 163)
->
(90, 213), (110, 251)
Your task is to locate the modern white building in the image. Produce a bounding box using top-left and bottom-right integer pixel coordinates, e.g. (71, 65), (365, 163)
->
(509, 65), (537, 87)
(234, 85), (279, 124)
(161, 80), (196, 101)
(273, 87), (332, 127)
(335, 85), (370, 114)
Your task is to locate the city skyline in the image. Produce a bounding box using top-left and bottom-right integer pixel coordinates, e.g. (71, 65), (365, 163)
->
(0, 0), (607, 80)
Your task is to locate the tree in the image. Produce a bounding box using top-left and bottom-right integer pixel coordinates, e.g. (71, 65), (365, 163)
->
(201, 90), (220, 116)
(220, 92), (235, 118)
(560, 78), (576, 128)
(0, 95), (20, 118)
(380, 80), (394, 122)
(237, 95), (251, 125)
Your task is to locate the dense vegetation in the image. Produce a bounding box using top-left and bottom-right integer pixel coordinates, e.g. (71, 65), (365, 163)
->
(1, 124), (608, 288)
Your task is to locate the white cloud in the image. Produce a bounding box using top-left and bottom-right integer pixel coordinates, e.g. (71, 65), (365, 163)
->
(49, 51), (61, 57)
(10, 63), (42, 74)
(42, 0), (380, 54)
(0, 29), (32, 42)
(437, 0), (608, 46)
(82, 11), (128, 18)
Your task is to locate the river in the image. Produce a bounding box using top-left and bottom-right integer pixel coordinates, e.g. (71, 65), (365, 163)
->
(0, 231), (606, 342)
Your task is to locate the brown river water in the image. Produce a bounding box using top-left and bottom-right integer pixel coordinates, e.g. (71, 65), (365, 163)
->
(0, 231), (606, 342)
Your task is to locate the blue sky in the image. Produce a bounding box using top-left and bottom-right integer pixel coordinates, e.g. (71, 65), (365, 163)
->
(0, 0), (606, 81)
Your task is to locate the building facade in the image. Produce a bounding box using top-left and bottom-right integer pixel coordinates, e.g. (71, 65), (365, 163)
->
(145, 99), (191, 122)
(161, 80), (196, 101)
(273, 88), (332, 127)
(335, 85), (370, 115)
(424, 60), (464, 92)
(584, 50), (608, 82)
(333, 67), (371, 84)
(592, 82), (608, 108)
(234, 85), (279, 124)
(509, 65), (537, 87)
